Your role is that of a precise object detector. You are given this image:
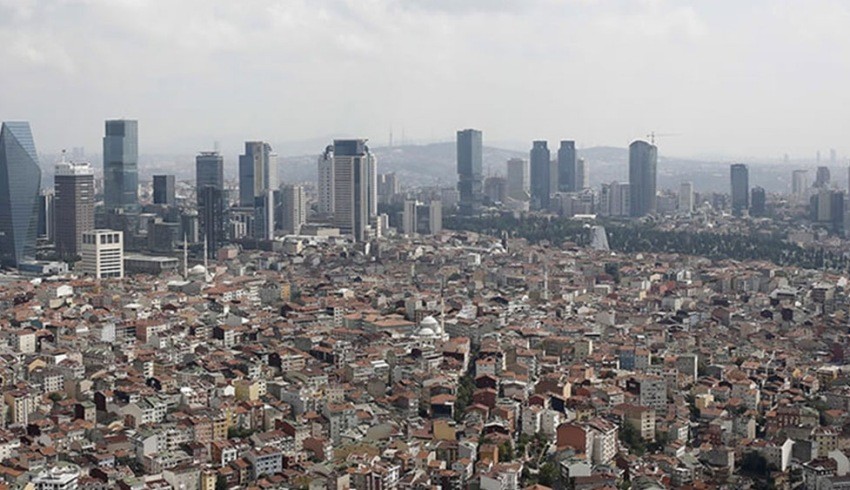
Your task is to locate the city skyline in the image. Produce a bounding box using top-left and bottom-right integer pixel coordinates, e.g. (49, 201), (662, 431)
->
(1, 1), (850, 159)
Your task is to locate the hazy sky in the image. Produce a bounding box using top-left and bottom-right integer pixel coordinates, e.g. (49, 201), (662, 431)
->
(1, 0), (849, 160)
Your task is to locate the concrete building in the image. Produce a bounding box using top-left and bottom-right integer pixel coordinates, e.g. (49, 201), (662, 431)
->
(280, 184), (306, 235)
(506, 158), (529, 200)
(678, 182), (694, 214)
(80, 230), (124, 279)
(54, 158), (94, 259)
(332, 139), (372, 242)
(152, 174), (176, 206)
(457, 129), (483, 212)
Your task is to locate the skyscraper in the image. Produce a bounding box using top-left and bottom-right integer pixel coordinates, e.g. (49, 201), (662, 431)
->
(678, 182), (694, 214)
(506, 158), (529, 200)
(815, 166), (831, 188)
(367, 153), (378, 218)
(557, 140), (577, 192)
(576, 158), (589, 190)
(456, 129), (483, 212)
(628, 140), (657, 217)
(238, 141), (277, 240)
(152, 175), (176, 206)
(318, 146), (334, 215)
(280, 184), (306, 235)
(730, 163), (749, 216)
(0, 122), (41, 267)
(530, 141), (551, 209)
(751, 186), (766, 216)
(54, 158), (94, 259)
(792, 170), (809, 199)
(103, 119), (139, 211)
(332, 139), (371, 242)
(196, 151), (225, 257)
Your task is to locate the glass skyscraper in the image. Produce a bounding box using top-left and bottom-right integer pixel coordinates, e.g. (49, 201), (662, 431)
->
(103, 119), (139, 210)
(730, 163), (750, 216)
(0, 122), (42, 266)
(628, 140), (658, 217)
(456, 129), (483, 212)
(196, 151), (226, 256)
(530, 140), (551, 209)
(332, 139), (371, 242)
(557, 140), (577, 192)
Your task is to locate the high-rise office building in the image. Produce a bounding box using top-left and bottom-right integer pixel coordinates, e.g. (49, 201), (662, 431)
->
(530, 141), (551, 209)
(628, 140), (657, 217)
(402, 200), (442, 236)
(0, 122), (41, 267)
(152, 175), (176, 206)
(506, 158), (529, 200)
(80, 230), (124, 279)
(332, 139), (371, 242)
(600, 181), (630, 217)
(367, 153), (378, 218)
(238, 141), (277, 239)
(815, 166), (831, 188)
(103, 119), (139, 210)
(317, 146), (334, 215)
(280, 184), (306, 235)
(54, 158), (94, 259)
(576, 158), (589, 190)
(484, 176), (507, 203)
(196, 151), (225, 257)
(751, 186), (766, 216)
(792, 170), (809, 199)
(377, 173), (399, 204)
(730, 164), (750, 216)
(557, 140), (577, 192)
(678, 182), (694, 214)
(37, 191), (54, 242)
(456, 129), (483, 212)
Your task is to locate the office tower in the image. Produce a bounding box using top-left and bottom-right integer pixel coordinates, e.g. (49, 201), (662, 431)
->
(506, 158), (529, 200)
(403, 200), (417, 235)
(730, 164), (749, 216)
(54, 159), (95, 259)
(103, 119), (139, 210)
(280, 184), (306, 235)
(332, 139), (371, 242)
(557, 140), (577, 192)
(196, 151), (225, 257)
(377, 173), (399, 204)
(180, 211), (199, 244)
(37, 191), (54, 242)
(815, 166), (831, 188)
(600, 181), (630, 217)
(456, 129), (483, 212)
(628, 140), (658, 217)
(792, 170), (809, 198)
(530, 141), (551, 209)
(317, 146), (334, 215)
(484, 176), (507, 203)
(81, 230), (123, 279)
(0, 122), (42, 267)
(403, 200), (443, 236)
(751, 186), (766, 216)
(678, 182), (694, 214)
(367, 153), (378, 218)
(152, 175), (175, 206)
(576, 158), (589, 190)
(238, 141), (277, 239)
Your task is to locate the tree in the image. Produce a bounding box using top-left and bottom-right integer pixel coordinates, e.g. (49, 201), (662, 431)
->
(538, 462), (559, 487)
(216, 476), (228, 490)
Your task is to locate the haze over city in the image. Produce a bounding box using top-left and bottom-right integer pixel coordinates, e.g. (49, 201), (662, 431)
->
(2, 0), (849, 159)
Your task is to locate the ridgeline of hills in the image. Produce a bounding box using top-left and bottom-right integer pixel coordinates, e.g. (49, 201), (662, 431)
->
(40, 143), (801, 194)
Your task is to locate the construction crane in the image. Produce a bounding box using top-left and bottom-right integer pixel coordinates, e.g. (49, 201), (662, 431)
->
(646, 132), (681, 145)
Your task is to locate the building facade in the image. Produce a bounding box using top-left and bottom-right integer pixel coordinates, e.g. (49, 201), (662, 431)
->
(152, 174), (176, 206)
(80, 230), (124, 279)
(54, 159), (94, 259)
(628, 140), (657, 217)
(103, 119), (139, 211)
(332, 139), (371, 242)
(530, 141), (551, 209)
(730, 163), (749, 216)
(457, 129), (483, 212)
(0, 122), (42, 267)
(557, 140), (577, 192)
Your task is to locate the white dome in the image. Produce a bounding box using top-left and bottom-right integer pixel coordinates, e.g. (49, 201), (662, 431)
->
(417, 328), (436, 337)
(190, 264), (207, 275)
(420, 315), (439, 329)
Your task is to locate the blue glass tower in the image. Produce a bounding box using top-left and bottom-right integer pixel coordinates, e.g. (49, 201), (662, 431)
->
(103, 119), (139, 210)
(0, 122), (42, 266)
